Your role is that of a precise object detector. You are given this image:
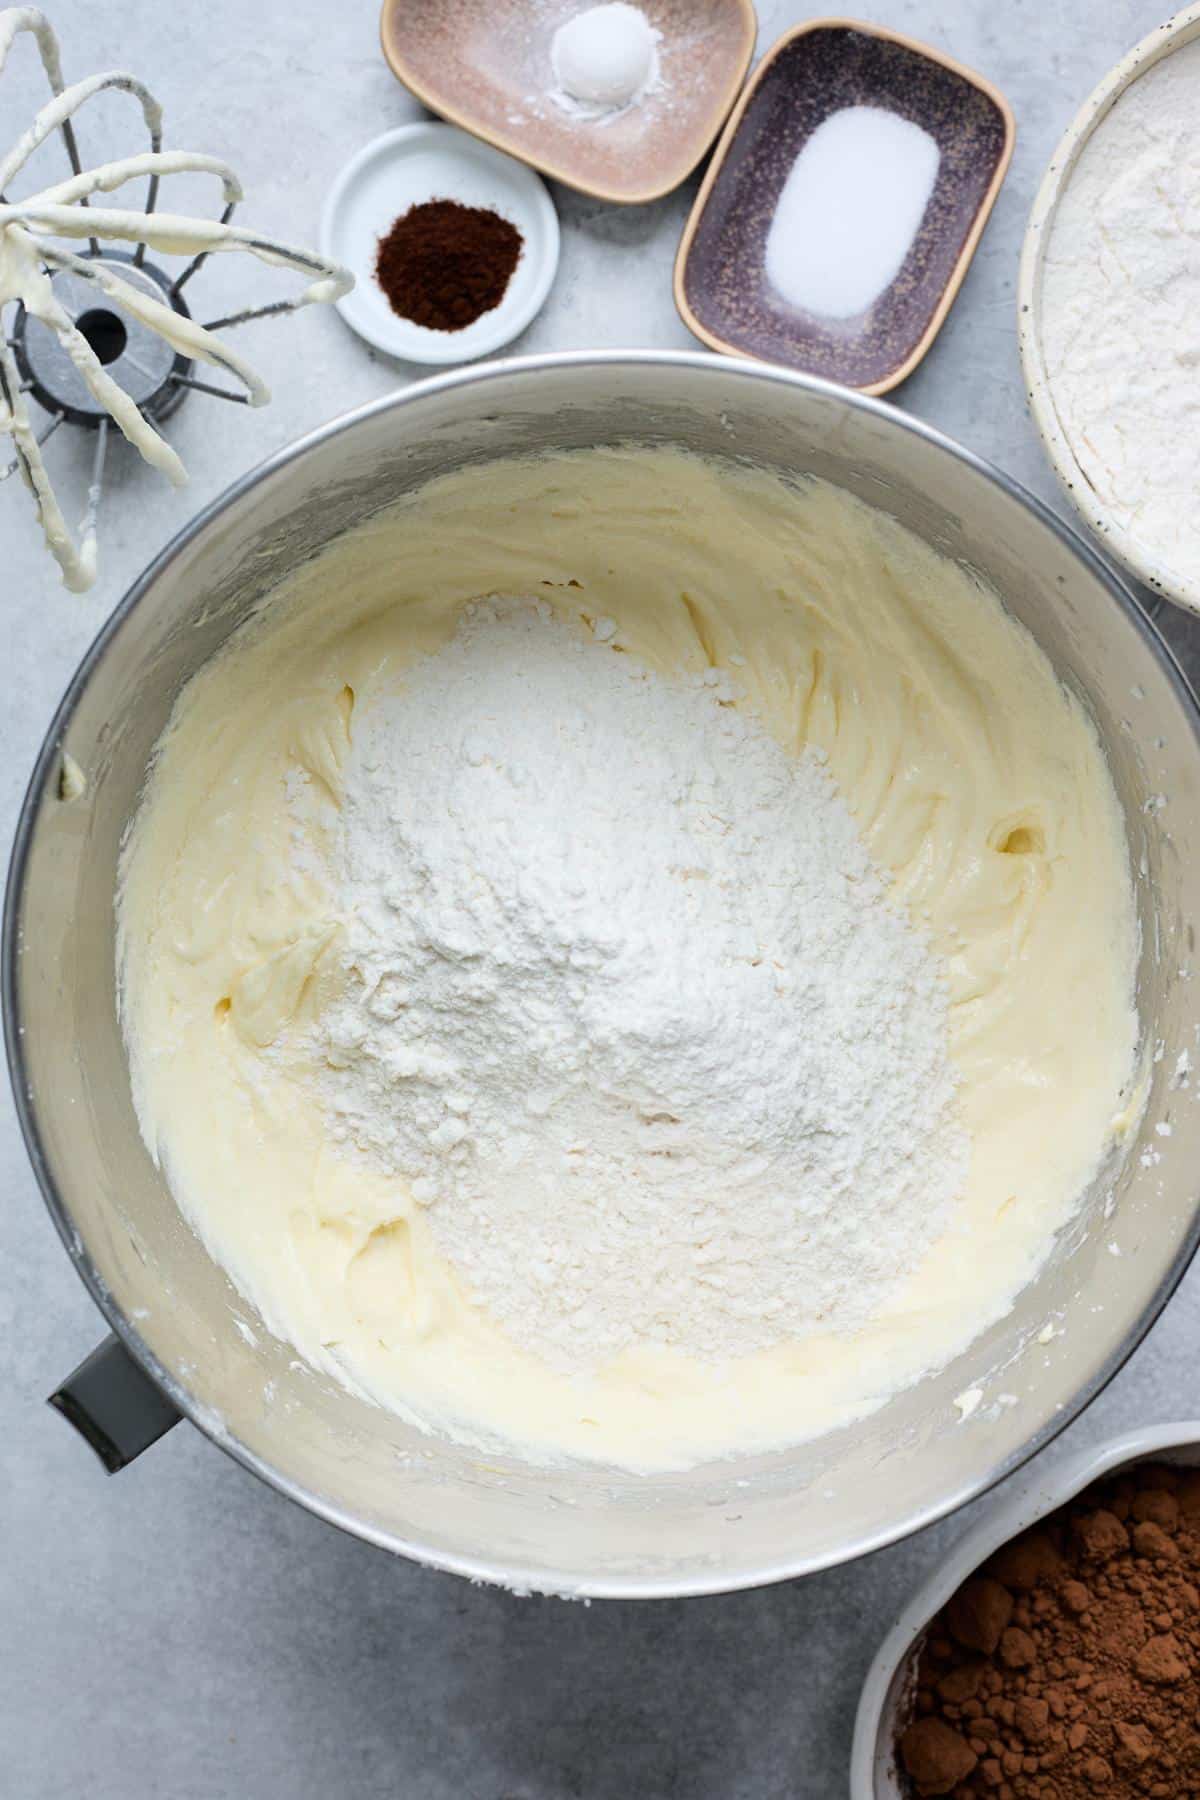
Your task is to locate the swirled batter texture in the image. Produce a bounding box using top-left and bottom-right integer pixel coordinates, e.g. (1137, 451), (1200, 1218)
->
(117, 450), (1140, 1470)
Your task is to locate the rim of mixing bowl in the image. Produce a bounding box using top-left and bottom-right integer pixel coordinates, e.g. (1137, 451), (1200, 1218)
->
(6, 349), (1200, 1599)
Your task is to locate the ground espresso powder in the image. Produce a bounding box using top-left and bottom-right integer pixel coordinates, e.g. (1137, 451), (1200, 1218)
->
(374, 198), (522, 332)
(898, 1462), (1200, 1798)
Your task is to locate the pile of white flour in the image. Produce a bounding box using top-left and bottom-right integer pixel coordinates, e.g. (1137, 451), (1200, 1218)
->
(314, 601), (967, 1373)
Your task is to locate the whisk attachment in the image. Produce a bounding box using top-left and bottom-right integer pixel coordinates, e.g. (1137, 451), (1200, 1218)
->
(0, 7), (352, 591)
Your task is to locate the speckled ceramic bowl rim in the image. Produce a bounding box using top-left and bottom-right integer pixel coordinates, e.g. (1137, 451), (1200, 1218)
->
(377, 0), (758, 206)
(1018, 4), (1200, 615)
(672, 17), (1016, 396)
(849, 1420), (1200, 1800)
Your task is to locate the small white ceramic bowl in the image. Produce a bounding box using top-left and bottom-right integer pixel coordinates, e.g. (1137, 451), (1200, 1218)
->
(850, 1421), (1200, 1799)
(1018, 3), (1200, 612)
(320, 123), (560, 366)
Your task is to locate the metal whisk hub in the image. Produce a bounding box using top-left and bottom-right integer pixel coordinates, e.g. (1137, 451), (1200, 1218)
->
(13, 251), (192, 426)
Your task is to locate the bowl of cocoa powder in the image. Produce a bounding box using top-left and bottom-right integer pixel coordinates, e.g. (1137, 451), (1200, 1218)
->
(851, 1424), (1200, 1800)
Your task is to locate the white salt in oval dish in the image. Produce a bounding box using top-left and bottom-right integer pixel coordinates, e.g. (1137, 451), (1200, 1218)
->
(674, 19), (1015, 394)
(1019, 2), (1200, 613)
(762, 104), (940, 322)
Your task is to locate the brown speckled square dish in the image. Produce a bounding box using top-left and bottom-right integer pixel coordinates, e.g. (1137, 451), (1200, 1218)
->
(380, 0), (758, 206)
(674, 19), (1015, 394)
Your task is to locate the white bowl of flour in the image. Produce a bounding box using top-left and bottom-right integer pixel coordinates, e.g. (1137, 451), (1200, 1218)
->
(1019, 3), (1200, 612)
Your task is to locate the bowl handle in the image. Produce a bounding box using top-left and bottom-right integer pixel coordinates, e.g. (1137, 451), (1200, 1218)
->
(48, 1334), (180, 1472)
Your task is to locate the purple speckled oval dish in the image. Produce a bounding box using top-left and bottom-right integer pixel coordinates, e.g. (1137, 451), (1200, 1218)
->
(675, 19), (1015, 395)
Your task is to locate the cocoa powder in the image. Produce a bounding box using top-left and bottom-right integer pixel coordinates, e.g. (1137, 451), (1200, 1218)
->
(374, 199), (522, 332)
(897, 1462), (1200, 1799)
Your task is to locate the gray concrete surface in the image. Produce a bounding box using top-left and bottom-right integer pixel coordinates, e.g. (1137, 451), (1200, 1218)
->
(3, 2), (1198, 1795)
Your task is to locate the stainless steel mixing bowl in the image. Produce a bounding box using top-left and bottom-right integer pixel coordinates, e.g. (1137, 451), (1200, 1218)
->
(7, 352), (1200, 1598)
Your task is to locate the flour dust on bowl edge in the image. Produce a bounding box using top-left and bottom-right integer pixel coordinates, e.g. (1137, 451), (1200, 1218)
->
(6, 352), (1200, 1598)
